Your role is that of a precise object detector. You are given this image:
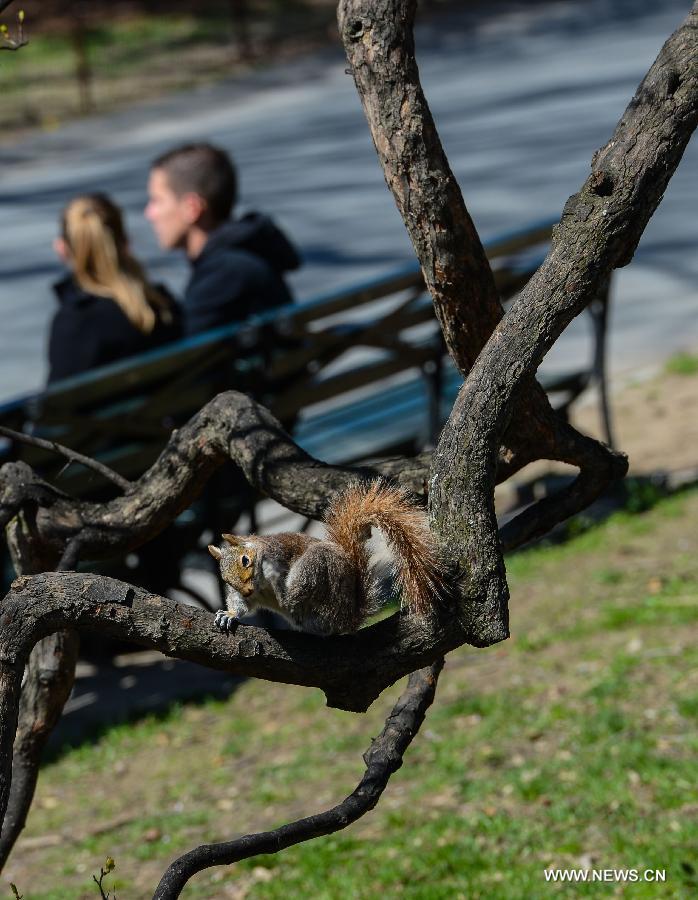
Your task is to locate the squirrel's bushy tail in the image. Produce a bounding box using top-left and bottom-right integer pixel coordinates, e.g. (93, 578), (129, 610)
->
(325, 479), (444, 618)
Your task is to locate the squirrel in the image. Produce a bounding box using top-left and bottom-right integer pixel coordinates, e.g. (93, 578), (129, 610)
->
(207, 479), (445, 635)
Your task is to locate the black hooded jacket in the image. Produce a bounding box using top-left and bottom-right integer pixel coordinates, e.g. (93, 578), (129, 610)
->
(47, 275), (181, 384)
(183, 212), (300, 335)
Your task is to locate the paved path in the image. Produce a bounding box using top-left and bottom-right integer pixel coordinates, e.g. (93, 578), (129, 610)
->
(1, 0), (697, 403)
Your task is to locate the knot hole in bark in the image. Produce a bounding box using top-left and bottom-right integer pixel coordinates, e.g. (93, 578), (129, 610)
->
(646, 67), (681, 100)
(347, 19), (366, 41)
(589, 170), (614, 197)
(662, 69), (681, 97)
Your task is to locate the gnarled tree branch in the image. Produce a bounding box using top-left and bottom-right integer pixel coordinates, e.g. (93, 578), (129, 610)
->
(153, 660), (443, 898)
(0, 513), (79, 870)
(0, 571), (457, 832)
(0, 391), (409, 563)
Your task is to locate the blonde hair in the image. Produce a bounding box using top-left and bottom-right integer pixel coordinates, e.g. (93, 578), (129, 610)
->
(61, 194), (171, 334)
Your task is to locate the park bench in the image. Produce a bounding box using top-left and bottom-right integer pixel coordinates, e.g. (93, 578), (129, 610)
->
(0, 218), (614, 598)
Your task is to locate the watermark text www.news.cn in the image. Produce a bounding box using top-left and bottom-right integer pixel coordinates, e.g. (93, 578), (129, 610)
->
(544, 868), (666, 883)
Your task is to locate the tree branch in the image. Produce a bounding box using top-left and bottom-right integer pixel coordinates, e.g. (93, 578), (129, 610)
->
(153, 660), (443, 898)
(0, 515), (79, 871)
(0, 388), (456, 868)
(0, 632), (77, 869)
(337, 0), (629, 605)
(0, 572), (456, 833)
(0, 391), (432, 564)
(0, 426), (132, 494)
(338, 0), (501, 374)
(499, 419), (628, 552)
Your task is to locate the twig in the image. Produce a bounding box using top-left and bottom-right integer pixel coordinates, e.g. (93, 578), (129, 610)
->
(153, 660), (444, 898)
(92, 857), (116, 899)
(57, 537), (83, 572)
(498, 419), (628, 552)
(0, 426), (132, 494)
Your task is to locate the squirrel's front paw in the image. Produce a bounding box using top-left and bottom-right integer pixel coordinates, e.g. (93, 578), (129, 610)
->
(214, 609), (239, 633)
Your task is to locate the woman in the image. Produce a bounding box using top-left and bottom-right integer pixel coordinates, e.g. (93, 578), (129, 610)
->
(48, 193), (180, 383)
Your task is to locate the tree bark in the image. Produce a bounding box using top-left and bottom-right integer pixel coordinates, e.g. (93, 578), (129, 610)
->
(338, 0), (501, 372)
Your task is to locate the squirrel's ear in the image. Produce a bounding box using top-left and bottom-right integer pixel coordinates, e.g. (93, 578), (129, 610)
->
(222, 533), (240, 546)
(208, 544), (222, 561)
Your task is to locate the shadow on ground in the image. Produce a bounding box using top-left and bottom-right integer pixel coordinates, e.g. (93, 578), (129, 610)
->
(47, 650), (243, 759)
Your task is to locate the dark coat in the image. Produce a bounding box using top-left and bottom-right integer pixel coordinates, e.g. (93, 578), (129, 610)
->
(183, 213), (300, 335)
(47, 275), (181, 384)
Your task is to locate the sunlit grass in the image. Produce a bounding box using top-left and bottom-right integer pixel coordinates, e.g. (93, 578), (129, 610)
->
(7, 487), (698, 898)
(665, 351), (698, 377)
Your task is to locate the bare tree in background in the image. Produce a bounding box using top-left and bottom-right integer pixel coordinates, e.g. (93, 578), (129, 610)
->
(228, 0), (252, 60)
(70, 0), (95, 114)
(0, 0), (696, 895)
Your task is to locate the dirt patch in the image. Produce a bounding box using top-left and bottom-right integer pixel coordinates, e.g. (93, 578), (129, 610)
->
(574, 364), (698, 476)
(495, 359), (698, 513)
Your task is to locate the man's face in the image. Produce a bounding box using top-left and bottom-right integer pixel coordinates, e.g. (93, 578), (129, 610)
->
(145, 168), (200, 250)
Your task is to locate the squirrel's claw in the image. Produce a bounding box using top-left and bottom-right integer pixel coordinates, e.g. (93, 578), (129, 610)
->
(214, 609), (238, 633)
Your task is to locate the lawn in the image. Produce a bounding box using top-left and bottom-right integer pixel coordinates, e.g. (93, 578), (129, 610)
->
(3, 488), (698, 898)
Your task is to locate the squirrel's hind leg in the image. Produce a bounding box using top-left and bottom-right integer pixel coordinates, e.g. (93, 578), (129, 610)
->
(286, 542), (360, 634)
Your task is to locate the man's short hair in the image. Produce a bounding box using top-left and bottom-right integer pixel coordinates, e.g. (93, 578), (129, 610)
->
(152, 143), (238, 223)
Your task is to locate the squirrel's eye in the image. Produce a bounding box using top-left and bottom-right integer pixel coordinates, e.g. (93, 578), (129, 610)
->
(241, 554), (251, 568)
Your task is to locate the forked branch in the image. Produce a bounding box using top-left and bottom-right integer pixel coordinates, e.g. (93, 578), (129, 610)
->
(430, 0), (698, 625)
(0, 426), (132, 493)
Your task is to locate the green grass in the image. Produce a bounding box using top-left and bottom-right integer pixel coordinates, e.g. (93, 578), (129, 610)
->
(5, 487), (698, 898)
(0, 4), (338, 132)
(0, 14), (228, 129)
(665, 352), (698, 376)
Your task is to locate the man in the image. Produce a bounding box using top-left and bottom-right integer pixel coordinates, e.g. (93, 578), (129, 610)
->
(145, 142), (300, 335)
